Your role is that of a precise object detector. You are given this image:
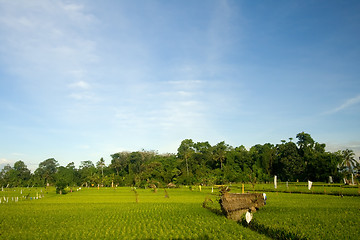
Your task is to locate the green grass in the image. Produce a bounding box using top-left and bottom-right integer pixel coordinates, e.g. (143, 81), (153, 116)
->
(246, 192), (360, 240)
(231, 182), (360, 196)
(0, 187), (269, 239)
(201, 185), (360, 239)
(2, 186), (359, 239)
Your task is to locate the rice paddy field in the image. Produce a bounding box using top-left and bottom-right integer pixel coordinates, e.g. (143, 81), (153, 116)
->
(231, 182), (360, 196)
(0, 187), (269, 239)
(250, 192), (360, 240)
(0, 185), (359, 239)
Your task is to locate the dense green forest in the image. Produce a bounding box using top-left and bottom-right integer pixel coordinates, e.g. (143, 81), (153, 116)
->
(1, 132), (359, 189)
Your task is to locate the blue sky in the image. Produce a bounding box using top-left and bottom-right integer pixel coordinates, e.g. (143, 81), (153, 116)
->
(1, 0), (359, 171)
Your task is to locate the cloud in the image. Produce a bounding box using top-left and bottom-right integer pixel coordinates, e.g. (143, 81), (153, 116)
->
(167, 80), (203, 85)
(0, 158), (11, 164)
(0, 0), (99, 86)
(326, 141), (360, 160)
(62, 3), (84, 12)
(69, 93), (91, 100)
(324, 94), (360, 114)
(0, 158), (12, 170)
(69, 81), (90, 89)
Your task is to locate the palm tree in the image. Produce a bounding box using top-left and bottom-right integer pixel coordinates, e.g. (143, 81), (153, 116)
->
(177, 139), (195, 176)
(97, 158), (106, 177)
(341, 149), (357, 174)
(213, 141), (228, 170)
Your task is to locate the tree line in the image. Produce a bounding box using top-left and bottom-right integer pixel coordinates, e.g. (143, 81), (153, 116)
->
(1, 132), (359, 189)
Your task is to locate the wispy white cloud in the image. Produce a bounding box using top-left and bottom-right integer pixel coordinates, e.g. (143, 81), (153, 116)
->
(0, 0), (104, 134)
(62, 3), (84, 12)
(167, 80), (203, 85)
(69, 81), (91, 89)
(67, 69), (87, 79)
(326, 141), (360, 160)
(0, 0), (99, 88)
(0, 158), (12, 170)
(1, 0), (358, 168)
(324, 94), (360, 114)
(0, 158), (11, 164)
(68, 92), (94, 101)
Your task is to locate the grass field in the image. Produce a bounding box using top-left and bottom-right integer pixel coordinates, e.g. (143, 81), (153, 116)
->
(249, 192), (360, 239)
(0, 187), (269, 239)
(1, 186), (359, 239)
(231, 182), (360, 196)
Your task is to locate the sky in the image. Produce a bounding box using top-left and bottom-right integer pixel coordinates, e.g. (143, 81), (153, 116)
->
(0, 0), (359, 171)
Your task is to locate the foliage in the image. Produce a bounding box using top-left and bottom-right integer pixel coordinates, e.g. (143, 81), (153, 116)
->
(340, 149), (358, 175)
(34, 158), (59, 185)
(0, 161), (31, 187)
(0, 132), (357, 187)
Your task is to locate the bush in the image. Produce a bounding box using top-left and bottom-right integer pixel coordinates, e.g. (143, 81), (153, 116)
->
(55, 180), (67, 194)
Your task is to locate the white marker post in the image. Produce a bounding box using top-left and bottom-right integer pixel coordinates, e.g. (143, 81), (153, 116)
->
(274, 175), (277, 189)
(263, 193), (267, 205)
(245, 211), (253, 223)
(308, 180), (313, 190)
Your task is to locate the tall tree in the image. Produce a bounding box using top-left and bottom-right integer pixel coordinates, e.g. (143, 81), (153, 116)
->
(296, 132), (315, 149)
(341, 149), (357, 174)
(79, 161), (96, 186)
(177, 139), (195, 176)
(97, 158), (106, 177)
(35, 158), (59, 185)
(275, 141), (304, 181)
(213, 141), (228, 170)
(128, 152), (144, 175)
(110, 152), (130, 175)
(55, 166), (76, 192)
(13, 160), (31, 186)
(0, 164), (14, 187)
(250, 143), (275, 176)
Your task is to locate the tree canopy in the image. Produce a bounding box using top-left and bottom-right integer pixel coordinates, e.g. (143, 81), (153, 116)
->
(1, 132), (358, 188)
